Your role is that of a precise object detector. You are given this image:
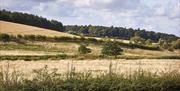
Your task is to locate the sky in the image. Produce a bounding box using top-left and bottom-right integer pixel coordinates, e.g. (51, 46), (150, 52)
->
(0, 0), (180, 36)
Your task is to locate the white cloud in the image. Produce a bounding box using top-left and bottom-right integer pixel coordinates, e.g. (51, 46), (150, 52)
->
(154, 6), (166, 16)
(170, 3), (180, 19)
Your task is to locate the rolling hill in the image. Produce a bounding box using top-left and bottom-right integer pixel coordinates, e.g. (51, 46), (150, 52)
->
(0, 20), (76, 37)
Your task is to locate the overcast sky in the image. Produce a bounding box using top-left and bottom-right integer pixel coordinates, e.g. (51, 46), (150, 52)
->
(0, 0), (180, 36)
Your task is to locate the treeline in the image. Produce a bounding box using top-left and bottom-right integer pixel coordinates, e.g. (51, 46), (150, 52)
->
(65, 25), (179, 42)
(0, 9), (64, 32)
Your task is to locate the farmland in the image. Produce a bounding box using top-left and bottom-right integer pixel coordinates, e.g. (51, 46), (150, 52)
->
(0, 21), (76, 37)
(0, 19), (180, 91)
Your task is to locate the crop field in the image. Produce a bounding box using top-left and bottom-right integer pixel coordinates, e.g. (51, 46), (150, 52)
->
(0, 21), (76, 37)
(0, 59), (180, 78)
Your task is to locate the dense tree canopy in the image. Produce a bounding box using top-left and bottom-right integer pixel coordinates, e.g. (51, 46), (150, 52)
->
(101, 41), (123, 57)
(0, 10), (64, 32)
(65, 25), (179, 42)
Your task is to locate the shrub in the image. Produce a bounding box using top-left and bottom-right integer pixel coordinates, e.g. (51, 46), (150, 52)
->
(172, 39), (180, 49)
(158, 38), (172, 49)
(0, 33), (10, 42)
(24, 35), (36, 41)
(17, 34), (23, 39)
(35, 35), (47, 41)
(130, 36), (145, 45)
(78, 44), (91, 54)
(145, 39), (152, 45)
(85, 37), (97, 42)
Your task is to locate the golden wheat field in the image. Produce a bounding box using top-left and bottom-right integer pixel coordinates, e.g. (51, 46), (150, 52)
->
(0, 59), (180, 79)
(0, 20), (76, 37)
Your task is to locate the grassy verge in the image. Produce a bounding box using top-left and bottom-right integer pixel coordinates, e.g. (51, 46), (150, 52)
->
(0, 43), (62, 52)
(0, 55), (180, 61)
(0, 65), (180, 91)
(0, 54), (67, 61)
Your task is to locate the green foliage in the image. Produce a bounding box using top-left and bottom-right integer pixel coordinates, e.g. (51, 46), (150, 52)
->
(145, 39), (152, 45)
(0, 9), (64, 32)
(0, 54), (68, 61)
(0, 33), (10, 42)
(158, 39), (172, 49)
(65, 25), (178, 42)
(0, 33), (160, 51)
(0, 9), (178, 43)
(130, 36), (145, 45)
(172, 39), (180, 49)
(0, 66), (180, 91)
(78, 44), (91, 54)
(101, 41), (123, 57)
(0, 43), (61, 52)
(17, 34), (23, 39)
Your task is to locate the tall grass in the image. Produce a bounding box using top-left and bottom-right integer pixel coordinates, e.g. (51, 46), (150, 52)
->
(0, 62), (180, 91)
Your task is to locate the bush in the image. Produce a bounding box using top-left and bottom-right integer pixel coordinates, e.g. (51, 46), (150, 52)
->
(35, 35), (47, 41)
(24, 35), (36, 41)
(17, 34), (23, 39)
(145, 39), (152, 45)
(172, 39), (180, 49)
(85, 37), (97, 42)
(0, 33), (10, 42)
(130, 36), (145, 45)
(78, 44), (91, 54)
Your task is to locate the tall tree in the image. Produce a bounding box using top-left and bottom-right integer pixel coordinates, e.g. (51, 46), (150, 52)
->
(101, 41), (123, 58)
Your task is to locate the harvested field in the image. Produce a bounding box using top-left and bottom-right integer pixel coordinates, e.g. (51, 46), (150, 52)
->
(0, 21), (77, 37)
(0, 59), (179, 78)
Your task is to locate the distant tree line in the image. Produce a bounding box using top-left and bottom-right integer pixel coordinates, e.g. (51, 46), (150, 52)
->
(0, 9), (64, 32)
(0, 10), (178, 43)
(65, 25), (179, 42)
